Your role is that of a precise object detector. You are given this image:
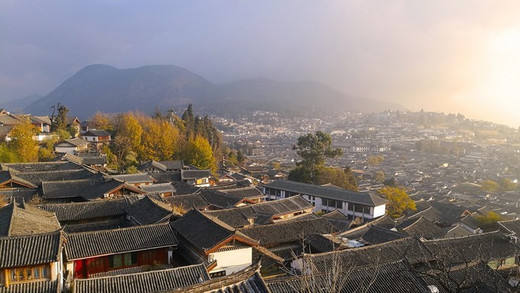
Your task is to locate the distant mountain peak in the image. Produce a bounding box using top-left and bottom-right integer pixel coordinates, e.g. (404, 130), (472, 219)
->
(23, 64), (404, 118)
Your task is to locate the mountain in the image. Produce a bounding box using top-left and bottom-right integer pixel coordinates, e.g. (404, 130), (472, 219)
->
(24, 64), (404, 118)
(1, 94), (44, 113)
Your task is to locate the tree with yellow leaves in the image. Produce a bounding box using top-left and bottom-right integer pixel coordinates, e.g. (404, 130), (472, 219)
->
(9, 120), (39, 162)
(184, 135), (216, 172)
(378, 186), (416, 218)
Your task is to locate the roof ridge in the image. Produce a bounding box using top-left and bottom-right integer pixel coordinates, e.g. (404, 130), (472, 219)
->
(423, 230), (503, 242)
(66, 221), (172, 236)
(74, 263), (206, 281)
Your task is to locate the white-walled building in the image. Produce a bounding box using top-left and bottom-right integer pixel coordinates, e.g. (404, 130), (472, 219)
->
(262, 180), (387, 220)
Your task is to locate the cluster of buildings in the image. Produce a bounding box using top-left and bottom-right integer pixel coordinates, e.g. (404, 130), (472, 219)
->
(1, 155), (520, 292)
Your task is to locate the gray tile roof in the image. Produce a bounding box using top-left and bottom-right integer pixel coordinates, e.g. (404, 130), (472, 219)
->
(498, 219), (520, 235)
(200, 189), (243, 209)
(263, 180), (388, 207)
(360, 225), (407, 244)
(181, 169), (211, 180)
(81, 129), (111, 137)
(14, 168), (97, 186)
(0, 231), (62, 268)
(266, 260), (433, 293)
(423, 231), (519, 265)
(112, 173), (155, 184)
(304, 236), (434, 268)
(0, 280), (58, 293)
(41, 177), (144, 201)
(1, 161), (83, 172)
(65, 222), (178, 260)
(37, 197), (134, 222)
(73, 264), (209, 293)
(216, 186), (265, 199)
(400, 216), (446, 239)
(163, 193), (209, 211)
(139, 183), (176, 194)
(0, 202), (61, 237)
(125, 196), (172, 225)
(251, 196), (312, 216)
(171, 209), (257, 253)
(238, 218), (337, 247)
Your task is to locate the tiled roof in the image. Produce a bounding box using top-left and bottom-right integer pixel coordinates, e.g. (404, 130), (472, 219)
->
(0, 202), (61, 237)
(41, 177), (144, 201)
(361, 225), (407, 244)
(0, 232), (62, 268)
(164, 193), (209, 211)
(82, 129), (111, 137)
(203, 196), (314, 228)
(181, 169), (211, 180)
(251, 196), (312, 216)
(38, 197), (133, 222)
(400, 216), (446, 239)
(303, 237), (433, 268)
(178, 264), (270, 293)
(0, 188), (38, 203)
(140, 182), (176, 194)
(423, 231), (519, 265)
(266, 260), (433, 293)
(65, 222), (178, 260)
(112, 173), (155, 184)
(321, 210), (351, 231)
(263, 180), (388, 207)
(443, 224), (473, 238)
(238, 218), (337, 247)
(125, 196), (172, 225)
(64, 137), (89, 147)
(171, 209), (254, 253)
(200, 189), (243, 209)
(0, 280), (58, 293)
(149, 171), (182, 183)
(217, 186), (265, 199)
(15, 168), (97, 186)
(498, 219), (520, 235)
(73, 264), (209, 293)
(204, 207), (254, 228)
(1, 161), (83, 172)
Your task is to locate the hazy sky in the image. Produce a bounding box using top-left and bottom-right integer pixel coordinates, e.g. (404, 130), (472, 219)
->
(2, 1), (520, 127)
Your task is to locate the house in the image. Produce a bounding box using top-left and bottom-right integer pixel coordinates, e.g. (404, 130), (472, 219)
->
(66, 117), (81, 136)
(54, 138), (89, 154)
(139, 182), (176, 197)
(38, 198), (135, 233)
(263, 180), (387, 220)
(139, 160), (185, 173)
(64, 223), (178, 279)
(30, 116), (52, 133)
(0, 232), (64, 291)
(111, 173), (155, 187)
(64, 152), (107, 169)
(80, 130), (111, 145)
(181, 169), (211, 187)
(171, 209), (258, 277)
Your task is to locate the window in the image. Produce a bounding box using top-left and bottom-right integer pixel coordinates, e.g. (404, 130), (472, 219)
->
(7, 265), (50, 283)
(109, 253), (138, 269)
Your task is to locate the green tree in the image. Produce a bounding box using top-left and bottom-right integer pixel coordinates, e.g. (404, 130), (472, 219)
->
(52, 103), (69, 132)
(0, 143), (19, 162)
(289, 131), (342, 183)
(480, 179), (499, 193)
(378, 186), (416, 218)
(10, 121), (39, 162)
(499, 178), (518, 192)
(315, 167), (358, 191)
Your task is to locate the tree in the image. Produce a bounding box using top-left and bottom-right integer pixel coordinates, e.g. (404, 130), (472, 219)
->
(89, 112), (113, 131)
(475, 211), (502, 225)
(367, 155), (384, 166)
(378, 186), (416, 218)
(51, 103), (69, 132)
(480, 179), (499, 193)
(315, 167), (358, 191)
(374, 170), (385, 183)
(289, 131), (342, 184)
(183, 135), (216, 172)
(9, 121), (39, 162)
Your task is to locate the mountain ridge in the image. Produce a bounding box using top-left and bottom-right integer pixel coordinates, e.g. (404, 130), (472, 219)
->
(23, 64), (404, 118)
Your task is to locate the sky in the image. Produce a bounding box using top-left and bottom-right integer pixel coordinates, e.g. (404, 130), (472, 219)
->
(1, 1), (520, 127)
